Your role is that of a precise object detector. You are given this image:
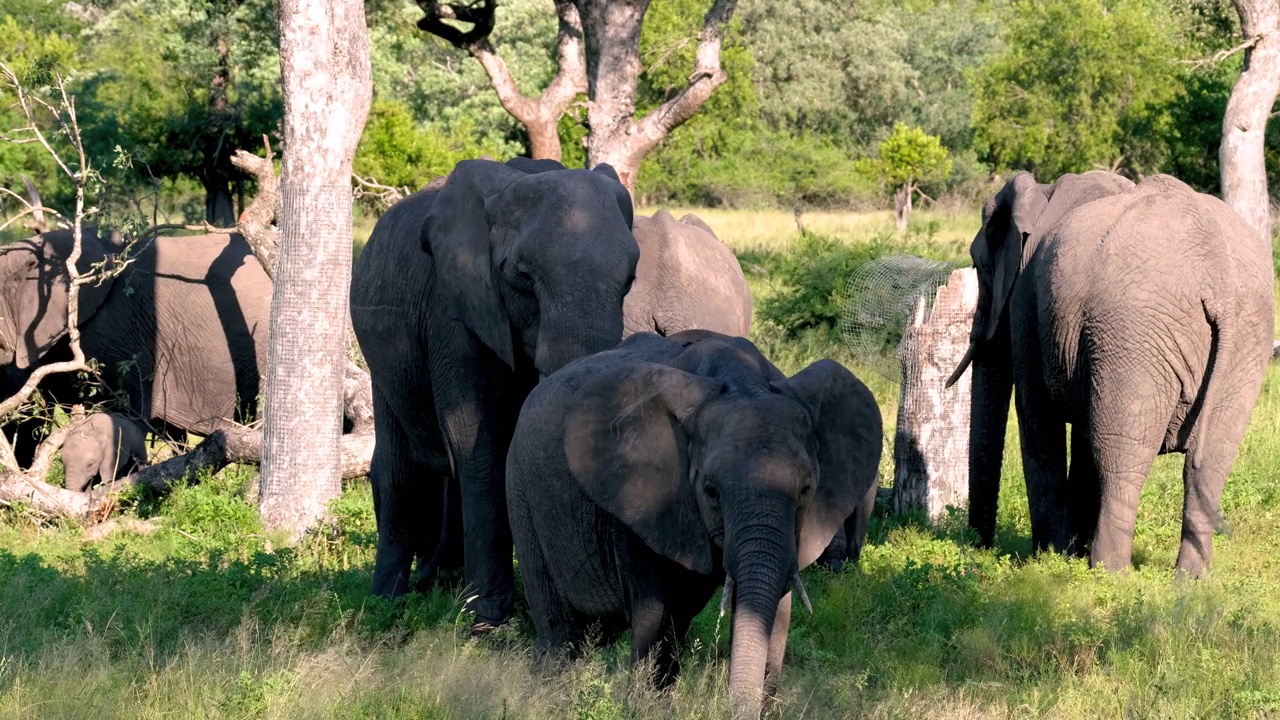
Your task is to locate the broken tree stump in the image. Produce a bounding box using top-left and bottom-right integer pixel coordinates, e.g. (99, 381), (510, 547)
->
(891, 267), (977, 521)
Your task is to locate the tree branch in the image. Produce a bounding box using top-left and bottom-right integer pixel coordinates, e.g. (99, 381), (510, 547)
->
(1181, 35), (1261, 70)
(633, 0), (738, 143)
(416, 0), (497, 48)
(418, 0), (585, 159)
(230, 137), (280, 277)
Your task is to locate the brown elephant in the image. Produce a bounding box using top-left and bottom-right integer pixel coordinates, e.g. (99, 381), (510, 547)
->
(949, 171), (1275, 577)
(623, 210), (752, 338)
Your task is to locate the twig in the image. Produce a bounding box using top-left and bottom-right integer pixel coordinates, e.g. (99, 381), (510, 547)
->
(1181, 35), (1261, 70)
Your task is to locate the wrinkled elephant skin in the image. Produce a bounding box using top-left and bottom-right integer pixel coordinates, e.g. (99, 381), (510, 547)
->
(952, 171), (1274, 577)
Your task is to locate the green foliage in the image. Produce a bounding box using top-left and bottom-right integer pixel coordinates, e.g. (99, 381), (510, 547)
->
(970, 0), (1187, 179)
(0, 5), (83, 212)
(354, 99), (500, 190)
(863, 123), (954, 193)
(754, 232), (882, 339)
(74, 0), (283, 222)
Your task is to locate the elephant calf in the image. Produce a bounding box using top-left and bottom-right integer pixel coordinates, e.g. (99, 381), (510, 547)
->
(949, 171), (1275, 577)
(507, 330), (883, 719)
(623, 210), (752, 338)
(61, 412), (147, 492)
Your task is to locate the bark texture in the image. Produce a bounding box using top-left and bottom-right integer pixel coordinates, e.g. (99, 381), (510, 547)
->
(892, 269), (978, 521)
(418, 0), (586, 161)
(260, 0), (372, 537)
(578, 0), (737, 190)
(1222, 0), (1280, 239)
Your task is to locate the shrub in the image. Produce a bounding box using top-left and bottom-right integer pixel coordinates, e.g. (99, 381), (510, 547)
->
(755, 232), (889, 339)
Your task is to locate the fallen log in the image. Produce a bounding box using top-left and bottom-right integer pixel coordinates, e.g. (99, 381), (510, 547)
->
(0, 426), (375, 520)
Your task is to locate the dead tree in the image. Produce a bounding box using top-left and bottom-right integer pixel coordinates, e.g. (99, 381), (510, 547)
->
(578, 0), (738, 191)
(891, 268), (978, 521)
(258, 0), (373, 537)
(417, 0), (587, 161)
(1221, 0), (1280, 239)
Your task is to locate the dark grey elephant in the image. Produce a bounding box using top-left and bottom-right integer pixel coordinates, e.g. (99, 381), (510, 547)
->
(61, 412), (147, 492)
(506, 330), (883, 718)
(349, 157), (638, 629)
(948, 171), (1275, 577)
(0, 229), (271, 464)
(623, 210), (752, 338)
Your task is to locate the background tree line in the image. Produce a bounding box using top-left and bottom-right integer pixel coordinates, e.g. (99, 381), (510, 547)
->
(0, 0), (1270, 220)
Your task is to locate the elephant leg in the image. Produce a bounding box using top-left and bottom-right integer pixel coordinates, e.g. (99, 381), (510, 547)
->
(1014, 382), (1070, 553)
(1067, 425), (1100, 558)
(1087, 381), (1169, 573)
(629, 587), (683, 689)
(846, 480), (878, 565)
(370, 387), (445, 600)
(1177, 385), (1259, 578)
(515, 510), (591, 667)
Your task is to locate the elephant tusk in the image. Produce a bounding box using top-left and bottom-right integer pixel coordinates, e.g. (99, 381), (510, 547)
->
(945, 341), (979, 389)
(719, 573), (735, 617)
(791, 570), (813, 614)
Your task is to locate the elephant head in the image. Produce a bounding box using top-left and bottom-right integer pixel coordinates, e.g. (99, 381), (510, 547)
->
(0, 228), (116, 370)
(564, 339), (881, 717)
(420, 158), (637, 376)
(944, 170), (1134, 545)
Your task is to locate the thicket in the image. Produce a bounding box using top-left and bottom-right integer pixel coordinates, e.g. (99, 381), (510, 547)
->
(0, 0), (1272, 219)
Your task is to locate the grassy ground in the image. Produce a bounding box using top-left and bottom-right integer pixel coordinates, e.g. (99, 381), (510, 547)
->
(3, 208), (1280, 718)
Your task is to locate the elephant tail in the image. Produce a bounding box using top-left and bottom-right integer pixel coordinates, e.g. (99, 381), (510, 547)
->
(1189, 298), (1231, 537)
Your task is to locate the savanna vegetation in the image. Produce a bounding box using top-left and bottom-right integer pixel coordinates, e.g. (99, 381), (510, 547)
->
(2, 0), (1280, 718)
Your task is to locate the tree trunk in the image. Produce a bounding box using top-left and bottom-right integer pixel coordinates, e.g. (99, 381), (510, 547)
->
(260, 0), (372, 538)
(578, 0), (738, 192)
(203, 175), (236, 227)
(894, 183), (912, 233)
(892, 268), (978, 521)
(1222, 0), (1280, 239)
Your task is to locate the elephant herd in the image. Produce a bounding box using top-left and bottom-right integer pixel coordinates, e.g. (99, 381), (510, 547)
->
(1, 156), (1274, 718)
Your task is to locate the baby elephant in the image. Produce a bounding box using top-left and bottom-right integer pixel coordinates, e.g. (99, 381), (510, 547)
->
(62, 413), (147, 492)
(506, 330), (883, 719)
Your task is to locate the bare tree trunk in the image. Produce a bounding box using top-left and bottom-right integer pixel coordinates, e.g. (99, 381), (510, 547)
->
(418, 0), (586, 161)
(894, 183), (913, 233)
(1222, 0), (1280, 239)
(578, 0), (737, 191)
(260, 0), (372, 538)
(892, 269), (978, 521)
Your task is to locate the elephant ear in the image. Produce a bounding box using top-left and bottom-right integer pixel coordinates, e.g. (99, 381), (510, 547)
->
(10, 229), (115, 369)
(591, 163), (634, 229)
(565, 359), (724, 575)
(973, 172), (1047, 343)
(678, 213), (717, 237)
(776, 359), (884, 568)
(420, 159), (523, 369)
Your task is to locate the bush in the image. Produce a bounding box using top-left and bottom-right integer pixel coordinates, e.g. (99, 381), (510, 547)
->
(755, 232), (890, 339)
(354, 99), (501, 194)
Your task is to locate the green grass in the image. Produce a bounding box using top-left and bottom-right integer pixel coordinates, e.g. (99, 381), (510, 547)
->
(3, 208), (1280, 718)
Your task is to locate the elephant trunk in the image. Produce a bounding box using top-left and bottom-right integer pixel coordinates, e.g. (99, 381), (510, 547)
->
(724, 518), (794, 720)
(534, 306), (623, 377)
(966, 328), (1013, 547)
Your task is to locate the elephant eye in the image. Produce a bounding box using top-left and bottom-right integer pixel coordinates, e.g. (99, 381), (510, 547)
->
(703, 483), (720, 502)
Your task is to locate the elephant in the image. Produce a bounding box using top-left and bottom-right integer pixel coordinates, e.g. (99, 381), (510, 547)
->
(61, 412), (148, 492)
(506, 330), (883, 718)
(947, 171), (1275, 577)
(349, 157), (638, 629)
(623, 210), (752, 338)
(0, 228), (272, 464)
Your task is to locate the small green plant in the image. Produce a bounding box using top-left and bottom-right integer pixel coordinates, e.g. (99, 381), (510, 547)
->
(857, 123), (953, 231)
